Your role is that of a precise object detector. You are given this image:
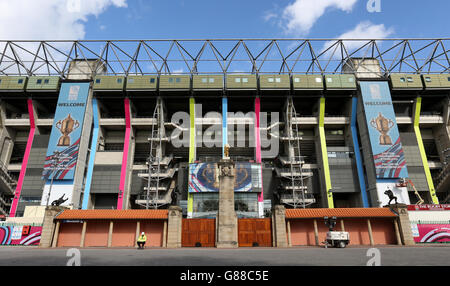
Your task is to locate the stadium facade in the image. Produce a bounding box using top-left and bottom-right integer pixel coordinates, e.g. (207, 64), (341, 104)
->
(0, 39), (449, 222)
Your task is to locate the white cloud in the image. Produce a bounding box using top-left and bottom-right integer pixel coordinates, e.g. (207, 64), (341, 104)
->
(322, 21), (395, 54)
(0, 0), (127, 74)
(0, 0), (127, 40)
(282, 0), (358, 35)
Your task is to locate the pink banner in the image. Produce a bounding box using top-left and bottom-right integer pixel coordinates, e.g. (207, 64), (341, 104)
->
(117, 97), (131, 210)
(9, 99), (36, 217)
(408, 204), (450, 211)
(413, 224), (450, 243)
(0, 226), (42, 245)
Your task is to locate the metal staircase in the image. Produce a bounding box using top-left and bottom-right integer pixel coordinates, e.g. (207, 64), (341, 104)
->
(135, 97), (176, 209)
(277, 98), (315, 208)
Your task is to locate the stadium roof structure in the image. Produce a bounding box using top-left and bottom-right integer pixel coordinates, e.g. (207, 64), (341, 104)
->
(0, 38), (449, 78)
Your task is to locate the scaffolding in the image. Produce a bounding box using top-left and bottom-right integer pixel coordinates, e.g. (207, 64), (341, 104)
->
(278, 97), (315, 208)
(136, 97), (166, 209)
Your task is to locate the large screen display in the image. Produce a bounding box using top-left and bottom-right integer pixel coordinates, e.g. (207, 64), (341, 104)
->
(188, 162), (262, 193)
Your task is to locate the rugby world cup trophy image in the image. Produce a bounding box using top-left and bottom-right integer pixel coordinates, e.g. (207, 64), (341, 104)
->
(55, 114), (79, 146)
(370, 112), (394, 145)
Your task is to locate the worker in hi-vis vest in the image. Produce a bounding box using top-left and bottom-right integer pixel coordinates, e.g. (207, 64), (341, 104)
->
(137, 232), (147, 249)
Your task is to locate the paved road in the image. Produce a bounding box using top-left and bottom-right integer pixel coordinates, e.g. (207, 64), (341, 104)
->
(1, 245), (449, 266)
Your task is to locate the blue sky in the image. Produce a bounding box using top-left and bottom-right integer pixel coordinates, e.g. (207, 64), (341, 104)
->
(0, 0), (448, 41)
(81, 0), (449, 39)
(0, 0), (448, 75)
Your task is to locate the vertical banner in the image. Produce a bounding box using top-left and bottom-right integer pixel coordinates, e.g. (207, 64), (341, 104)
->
(319, 97), (334, 208)
(254, 97), (264, 217)
(9, 99), (36, 217)
(222, 97), (228, 158)
(360, 81), (408, 179)
(187, 97), (196, 217)
(42, 82), (90, 180)
(82, 98), (99, 209)
(351, 97), (370, 207)
(117, 97), (131, 210)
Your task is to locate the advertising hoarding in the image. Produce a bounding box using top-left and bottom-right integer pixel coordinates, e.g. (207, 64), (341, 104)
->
(411, 224), (450, 243)
(0, 226), (42, 246)
(360, 81), (408, 179)
(42, 82), (90, 180)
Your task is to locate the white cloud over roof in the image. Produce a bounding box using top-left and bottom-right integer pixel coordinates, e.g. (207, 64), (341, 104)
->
(0, 0), (127, 40)
(282, 0), (358, 35)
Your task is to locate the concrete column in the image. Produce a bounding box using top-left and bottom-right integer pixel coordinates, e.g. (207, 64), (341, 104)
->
(107, 221), (113, 248)
(166, 206), (182, 248)
(287, 220), (292, 247)
(313, 219), (319, 246)
(39, 206), (68, 248)
(135, 221), (140, 247)
(272, 205), (288, 247)
(80, 221), (87, 248)
(51, 221), (60, 248)
(163, 220), (168, 248)
(216, 159), (238, 248)
(340, 219), (345, 231)
(388, 204), (415, 245)
(367, 219), (374, 246)
(393, 219), (402, 245)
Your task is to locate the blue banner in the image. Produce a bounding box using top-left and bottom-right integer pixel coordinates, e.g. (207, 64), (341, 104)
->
(42, 82), (90, 180)
(360, 81), (408, 179)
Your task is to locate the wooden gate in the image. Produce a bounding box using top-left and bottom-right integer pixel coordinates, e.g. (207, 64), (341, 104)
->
(182, 219), (216, 247)
(238, 218), (272, 247)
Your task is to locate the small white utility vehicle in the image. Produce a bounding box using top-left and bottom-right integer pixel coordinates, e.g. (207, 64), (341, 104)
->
(325, 231), (350, 248)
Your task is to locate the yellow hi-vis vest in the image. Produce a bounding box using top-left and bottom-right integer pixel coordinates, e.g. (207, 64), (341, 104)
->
(137, 235), (147, 242)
